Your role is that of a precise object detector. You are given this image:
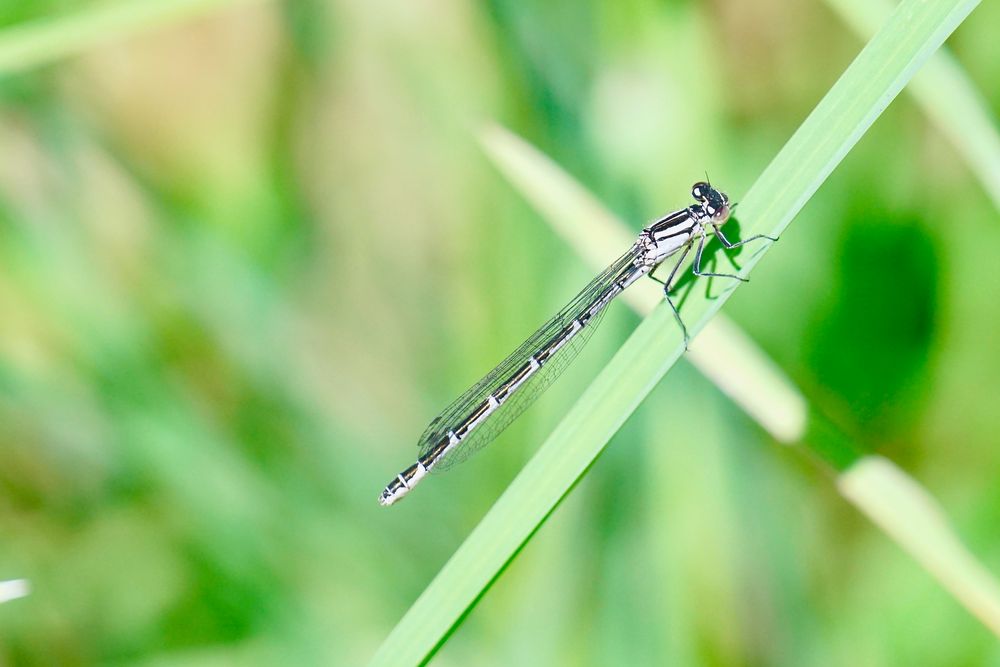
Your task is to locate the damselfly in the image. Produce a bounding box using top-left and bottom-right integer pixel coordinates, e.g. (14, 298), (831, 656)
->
(378, 181), (774, 506)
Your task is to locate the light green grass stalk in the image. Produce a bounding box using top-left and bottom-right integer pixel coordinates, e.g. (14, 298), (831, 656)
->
(480, 122), (1000, 639)
(828, 0), (1000, 210)
(840, 458), (1000, 636)
(370, 1), (981, 664)
(0, 0), (270, 74)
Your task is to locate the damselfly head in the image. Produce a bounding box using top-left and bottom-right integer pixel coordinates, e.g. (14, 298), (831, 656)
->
(691, 181), (730, 224)
(691, 181), (712, 200)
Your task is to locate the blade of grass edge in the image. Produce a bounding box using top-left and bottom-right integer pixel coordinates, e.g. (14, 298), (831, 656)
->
(370, 1), (981, 665)
(479, 123), (1000, 638)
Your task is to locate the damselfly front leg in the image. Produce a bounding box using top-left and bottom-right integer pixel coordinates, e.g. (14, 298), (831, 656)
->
(711, 225), (779, 250)
(692, 228), (748, 282)
(692, 223), (779, 282)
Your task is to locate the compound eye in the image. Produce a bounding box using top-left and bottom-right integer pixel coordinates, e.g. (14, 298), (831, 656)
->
(691, 182), (710, 200)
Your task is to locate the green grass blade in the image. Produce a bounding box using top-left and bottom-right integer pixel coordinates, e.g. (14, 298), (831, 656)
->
(0, 0), (270, 74)
(371, 1), (981, 664)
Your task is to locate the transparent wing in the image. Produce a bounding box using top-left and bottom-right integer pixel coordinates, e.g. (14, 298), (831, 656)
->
(417, 247), (640, 470)
(428, 304), (609, 472)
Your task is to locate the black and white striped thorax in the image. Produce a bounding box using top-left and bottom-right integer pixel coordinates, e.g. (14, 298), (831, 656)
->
(635, 207), (702, 267)
(378, 181), (732, 506)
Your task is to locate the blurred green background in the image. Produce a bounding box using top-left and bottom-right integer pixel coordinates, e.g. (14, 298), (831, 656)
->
(1, 0), (999, 664)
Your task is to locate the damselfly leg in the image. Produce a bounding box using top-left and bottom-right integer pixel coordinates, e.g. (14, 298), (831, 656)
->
(648, 240), (695, 348)
(692, 228), (748, 282)
(712, 225), (779, 250)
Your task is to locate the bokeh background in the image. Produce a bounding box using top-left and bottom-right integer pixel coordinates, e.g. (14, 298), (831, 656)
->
(1, 0), (999, 664)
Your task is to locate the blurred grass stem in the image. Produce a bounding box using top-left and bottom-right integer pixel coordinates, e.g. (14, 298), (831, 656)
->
(0, 0), (271, 74)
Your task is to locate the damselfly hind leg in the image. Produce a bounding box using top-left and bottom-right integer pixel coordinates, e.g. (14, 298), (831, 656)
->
(663, 290), (689, 350)
(648, 239), (694, 349)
